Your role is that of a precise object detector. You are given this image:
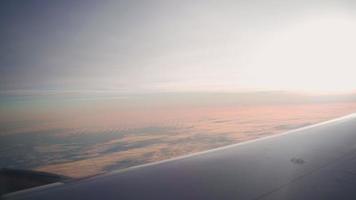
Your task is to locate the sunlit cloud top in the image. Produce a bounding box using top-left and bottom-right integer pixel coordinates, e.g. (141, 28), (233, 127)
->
(1, 0), (356, 94)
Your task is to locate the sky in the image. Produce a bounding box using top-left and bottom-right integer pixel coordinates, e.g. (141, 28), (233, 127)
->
(1, 0), (356, 94)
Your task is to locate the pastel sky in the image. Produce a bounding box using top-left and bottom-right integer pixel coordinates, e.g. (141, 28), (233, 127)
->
(1, 0), (356, 93)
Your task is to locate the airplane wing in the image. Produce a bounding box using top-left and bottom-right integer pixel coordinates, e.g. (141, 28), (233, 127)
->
(3, 114), (356, 200)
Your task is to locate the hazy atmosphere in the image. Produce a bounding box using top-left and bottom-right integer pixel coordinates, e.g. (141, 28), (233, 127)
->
(2, 0), (356, 93)
(1, 0), (356, 178)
